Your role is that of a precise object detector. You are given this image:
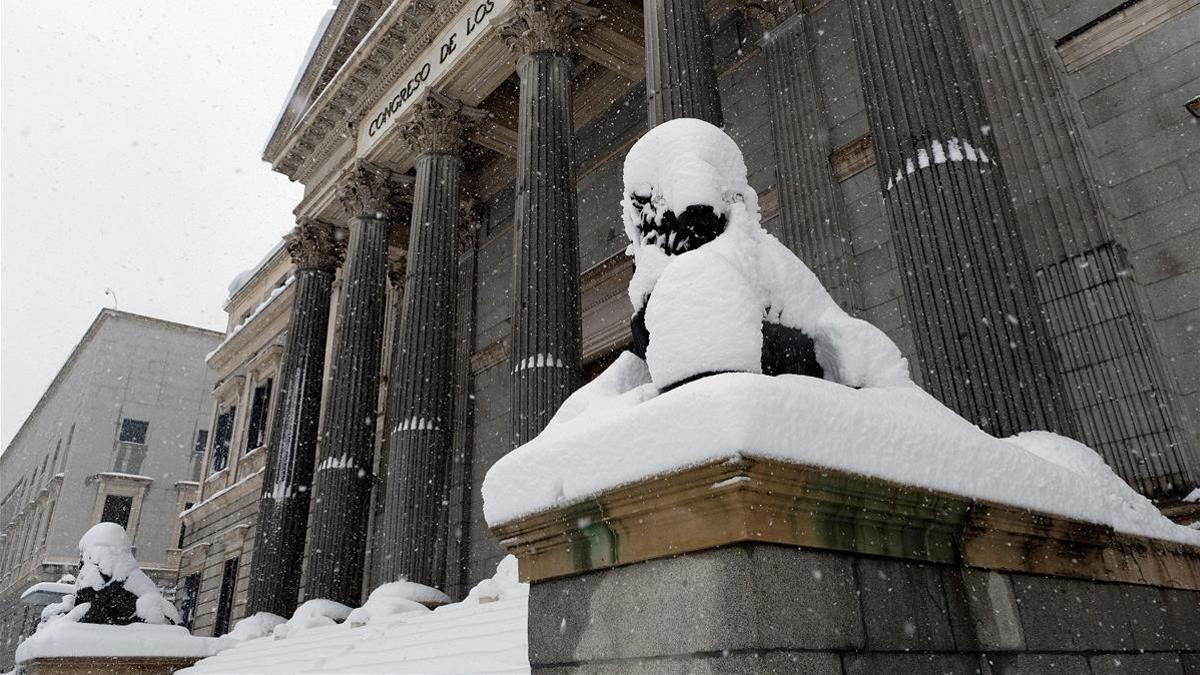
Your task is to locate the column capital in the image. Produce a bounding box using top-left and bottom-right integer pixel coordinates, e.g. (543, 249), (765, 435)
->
(741, 0), (803, 30)
(286, 218), (344, 272)
(399, 90), (489, 157)
(336, 160), (412, 220)
(497, 0), (600, 57)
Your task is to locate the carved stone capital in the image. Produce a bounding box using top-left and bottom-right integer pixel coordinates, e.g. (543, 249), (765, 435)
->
(399, 90), (489, 157)
(336, 160), (411, 219)
(286, 218), (343, 271)
(741, 0), (803, 30)
(497, 0), (600, 57)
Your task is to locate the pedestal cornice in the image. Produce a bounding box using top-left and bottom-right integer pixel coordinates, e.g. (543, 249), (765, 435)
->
(492, 456), (1200, 589)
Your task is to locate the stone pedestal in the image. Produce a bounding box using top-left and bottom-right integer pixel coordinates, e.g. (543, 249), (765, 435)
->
(494, 458), (1200, 673)
(21, 656), (202, 675)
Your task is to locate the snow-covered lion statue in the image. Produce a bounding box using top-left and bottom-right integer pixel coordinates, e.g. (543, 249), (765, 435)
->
(551, 118), (913, 425)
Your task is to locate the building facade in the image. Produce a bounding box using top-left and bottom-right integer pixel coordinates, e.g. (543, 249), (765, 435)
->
(0, 310), (219, 670)
(178, 0), (1200, 636)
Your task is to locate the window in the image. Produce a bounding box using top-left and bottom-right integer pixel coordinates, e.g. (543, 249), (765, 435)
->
(211, 406), (236, 472)
(177, 503), (193, 548)
(119, 419), (149, 445)
(100, 495), (133, 529)
(193, 429), (209, 454)
(245, 378), (274, 452)
(213, 557), (240, 636)
(179, 573), (201, 629)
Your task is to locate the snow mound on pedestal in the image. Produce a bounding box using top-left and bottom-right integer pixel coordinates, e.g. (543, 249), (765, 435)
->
(179, 556), (529, 674)
(483, 373), (1199, 546)
(345, 580), (451, 627)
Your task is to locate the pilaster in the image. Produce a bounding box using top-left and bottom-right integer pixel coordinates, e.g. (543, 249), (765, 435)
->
(746, 2), (858, 310)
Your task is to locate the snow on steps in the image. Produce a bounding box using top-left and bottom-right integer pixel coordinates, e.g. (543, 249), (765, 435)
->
(179, 559), (528, 674)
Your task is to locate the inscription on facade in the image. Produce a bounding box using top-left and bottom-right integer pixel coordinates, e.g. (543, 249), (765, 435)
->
(359, 0), (511, 152)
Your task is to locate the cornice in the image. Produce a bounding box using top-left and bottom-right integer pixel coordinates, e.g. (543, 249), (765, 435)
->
(269, 0), (466, 184)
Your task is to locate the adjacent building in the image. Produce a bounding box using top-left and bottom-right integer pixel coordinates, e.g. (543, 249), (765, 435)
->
(0, 309), (219, 670)
(177, 0), (1200, 637)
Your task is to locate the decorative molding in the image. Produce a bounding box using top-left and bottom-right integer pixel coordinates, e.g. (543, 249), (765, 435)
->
(286, 218), (344, 271)
(470, 338), (511, 374)
(829, 133), (875, 182)
(335, 160), (413, 219)
(1056, 0), (1196, 72)
(740, 0), (802, 28)
(497, 0), (600, 56)
(492, 456), (1200, 589)
(399, 89), (489, 156)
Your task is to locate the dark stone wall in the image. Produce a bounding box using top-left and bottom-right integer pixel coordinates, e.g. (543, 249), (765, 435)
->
(528, 543), (1200, 673)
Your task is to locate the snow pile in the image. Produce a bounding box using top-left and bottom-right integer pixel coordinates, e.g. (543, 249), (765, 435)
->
(484, 374), (1200, 546)
(15, 622), (222, 664)
(179, 556), (529, 674)
(273, 599), (353, 639)
(346, 580), (450, 627)
(39, 523), (180, 627)
(1184, 488), (1200, 504)
(482, 119), (1200, 550)
(223, 612), (287, 643)
(621, 118), (910, 390)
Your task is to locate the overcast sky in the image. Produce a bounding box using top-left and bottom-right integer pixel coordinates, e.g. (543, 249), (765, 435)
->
(2, 1), (333, 446)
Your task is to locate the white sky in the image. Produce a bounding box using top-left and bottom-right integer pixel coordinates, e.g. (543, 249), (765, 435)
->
(1, 1), (333, 447)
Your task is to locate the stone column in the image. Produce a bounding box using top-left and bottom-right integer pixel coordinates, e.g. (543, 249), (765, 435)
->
(378, 92), (485, 589)
(746, 1), (857, 309)
(644, 0), (723, 126)
(246, 219), (342, 618)
(499, 1), (592, 446)
(954, 0), (1197, 497)
(845, 0), (1072, 437)
(304, 161), (408, 607)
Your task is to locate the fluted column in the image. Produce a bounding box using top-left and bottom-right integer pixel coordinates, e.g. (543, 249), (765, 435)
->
(246, 219), (341, 618)
(746, 1), (857, 309)
(846, 0), (1072, 437)
(954, 0), (1197, 496)
(499, 1), (591, 446)
(644, 0), (723, 126)
(378, 92), (485, 589)
(304, 161), (408, 607)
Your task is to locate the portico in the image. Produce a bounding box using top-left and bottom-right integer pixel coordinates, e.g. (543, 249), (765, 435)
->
(186, 0), (1200, 627)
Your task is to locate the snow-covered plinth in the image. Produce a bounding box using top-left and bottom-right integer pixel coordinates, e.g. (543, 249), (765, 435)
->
(16, 622), (221, 664)
(483, 373), (1199, 548)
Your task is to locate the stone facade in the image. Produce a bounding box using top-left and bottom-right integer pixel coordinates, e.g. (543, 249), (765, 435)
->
(528, 543), (1200, 673)
(0, 310), (219, 670)
(180, 0), (1200, 635)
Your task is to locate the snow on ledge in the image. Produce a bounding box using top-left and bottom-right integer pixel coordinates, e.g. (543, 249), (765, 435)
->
(16, 623), (221, 663)
(482, 371), (1200, 547)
